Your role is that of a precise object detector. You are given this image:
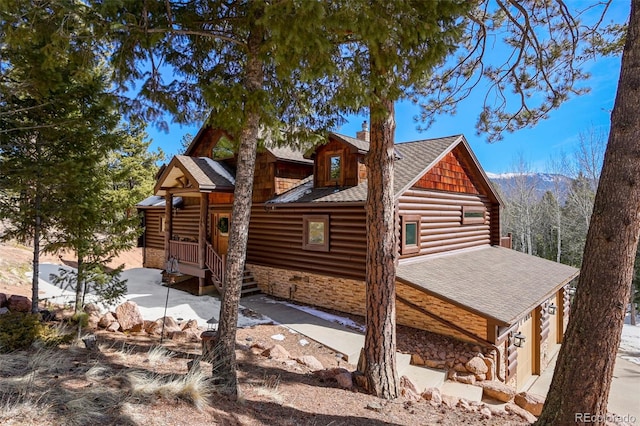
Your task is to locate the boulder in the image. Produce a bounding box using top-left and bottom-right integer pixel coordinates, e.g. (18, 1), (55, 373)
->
(477, 380), (516, 403)
(514, 391), (545, 416)
(261, 344), (290, 360)
(170, 330), (200, 342)
(0, 293), (7, 308)
(98, 312), (117, 328)
(411, 353), (425, 365)
(465, 356), (489, 375)
(83, 303), (101, 316)
(505, 403), (537, 423)
(483, 358), (495, 381)
(115, 301), (144, 332)
(182, 319), (199, 330)
(456, 373), (476, 385)
(399, 375), (420, 401)
(8, 295), (31, 312)
(106, 321), (121, 332)
(421, 387), (442, 405)
(335, 371), (353, 389)
(150, 317), (182, 336)
(296, 355), (324, 371)
(314, 367), (349, 381)
(0, 307), (9, 315)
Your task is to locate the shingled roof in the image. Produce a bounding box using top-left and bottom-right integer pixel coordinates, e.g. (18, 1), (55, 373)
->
(268, 134), (464, 204)
(396, 246), (579, 326)
(154, 156), (235, 196)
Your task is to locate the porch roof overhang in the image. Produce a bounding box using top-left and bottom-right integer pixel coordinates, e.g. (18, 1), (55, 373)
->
(396, 245), (579, 327)
(154, 155), (235, 196)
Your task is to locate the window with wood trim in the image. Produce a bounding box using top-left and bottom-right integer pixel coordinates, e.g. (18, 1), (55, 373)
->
(159, 216), (166, 234)
(327, 154), (342, 185)
(462, 205), (485, 225)
(303, 215), (329, 252)
(401, 215), (420, 255)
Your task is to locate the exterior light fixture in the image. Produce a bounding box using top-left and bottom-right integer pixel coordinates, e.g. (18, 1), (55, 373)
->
(548, 303), (557, 315)
(513, 331), (526, 348)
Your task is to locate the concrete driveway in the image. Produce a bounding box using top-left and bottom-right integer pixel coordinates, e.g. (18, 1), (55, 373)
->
(527, 351), (640, 421)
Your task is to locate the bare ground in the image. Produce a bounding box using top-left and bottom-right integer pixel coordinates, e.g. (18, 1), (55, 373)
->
(0, 242), (529, 425)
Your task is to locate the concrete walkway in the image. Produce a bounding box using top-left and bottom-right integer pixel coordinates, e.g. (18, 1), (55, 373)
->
(241, 294), (448, 393)
(526, 351), (640, 420)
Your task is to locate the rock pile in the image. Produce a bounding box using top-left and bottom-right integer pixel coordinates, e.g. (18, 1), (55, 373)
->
(0, 293), (32, 314)
(94, 301), (204, 342)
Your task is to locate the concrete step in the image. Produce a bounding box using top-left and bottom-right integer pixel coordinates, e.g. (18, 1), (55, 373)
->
(441, 380), (483, 402)
(396, 352), (447, 392)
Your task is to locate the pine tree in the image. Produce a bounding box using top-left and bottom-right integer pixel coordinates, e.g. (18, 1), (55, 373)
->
(0, 0), (107, 312)
(95, 0), (344, 397)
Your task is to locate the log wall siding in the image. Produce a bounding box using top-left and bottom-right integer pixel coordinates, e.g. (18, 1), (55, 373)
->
(247, 205), (367, 279)
(398, 189), (492, 258)
(248, 263), (489, 344)
(414, 151), (480, 194)
(171, 205), (201, 242)
(143, 209), (164, 250)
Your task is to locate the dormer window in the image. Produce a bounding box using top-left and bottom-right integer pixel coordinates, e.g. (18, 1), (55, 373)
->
(328, 154), (342, 185)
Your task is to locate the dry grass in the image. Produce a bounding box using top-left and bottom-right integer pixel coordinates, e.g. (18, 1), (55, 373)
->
(0, 339), (214, 425)
(252, 374), (284, 405)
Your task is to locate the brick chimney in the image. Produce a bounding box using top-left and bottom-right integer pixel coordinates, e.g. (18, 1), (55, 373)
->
(356, 121), (370, 141)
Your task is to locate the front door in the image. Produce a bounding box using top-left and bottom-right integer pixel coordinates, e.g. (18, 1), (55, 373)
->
(212, 212), (230, 255)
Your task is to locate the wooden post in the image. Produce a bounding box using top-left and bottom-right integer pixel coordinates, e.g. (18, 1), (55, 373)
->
(164, 192), (173, 262)
(198, 192), (209, 294)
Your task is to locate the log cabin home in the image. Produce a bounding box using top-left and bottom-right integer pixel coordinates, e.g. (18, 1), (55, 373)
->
(138, 123), (578, 390)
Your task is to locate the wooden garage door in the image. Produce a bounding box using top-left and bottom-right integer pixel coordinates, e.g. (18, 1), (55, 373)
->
(516, 314), (534, 390)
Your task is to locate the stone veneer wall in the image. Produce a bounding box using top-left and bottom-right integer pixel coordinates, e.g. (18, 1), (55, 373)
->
(247, 264), (489, 344)
(144, 248), (165, 270)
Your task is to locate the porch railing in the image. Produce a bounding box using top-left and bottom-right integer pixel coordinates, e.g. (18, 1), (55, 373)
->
(169, 240), (199, 264)
(205, 242), (225, 286)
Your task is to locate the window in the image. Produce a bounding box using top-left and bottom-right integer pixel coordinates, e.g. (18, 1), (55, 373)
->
(462, 205), (486, 225)
(159, 216), (166, 234)
(401, 215), (420, 255)
(303, 215), (329, 252)
(327, 154), (342, 184)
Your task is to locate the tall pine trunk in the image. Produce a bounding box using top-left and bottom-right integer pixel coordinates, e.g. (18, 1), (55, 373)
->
(213, 23), (263, 399)
(30, 192), (41, 314)
(536, 1), (640, 423)
(361, 92), (399, 399)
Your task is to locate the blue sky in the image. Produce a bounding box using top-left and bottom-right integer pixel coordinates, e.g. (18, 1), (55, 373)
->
(147, 3), (628, 175)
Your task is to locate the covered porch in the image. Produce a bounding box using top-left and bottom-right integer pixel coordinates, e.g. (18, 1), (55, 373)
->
(155, 155), (236, 295)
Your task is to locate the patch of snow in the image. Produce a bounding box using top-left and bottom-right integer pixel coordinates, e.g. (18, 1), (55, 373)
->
(35, 263), (271, 329)
(277, 301), (366, 332)
(202, 157), (236, 185)
(620, 314), (640, 365)
(299, 339), (309, 346)
(288, 329), (298, 334)
(271, 334), (286, 341)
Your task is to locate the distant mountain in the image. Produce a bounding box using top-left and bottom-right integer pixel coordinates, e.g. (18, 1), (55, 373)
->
(486, 172), (573, 201)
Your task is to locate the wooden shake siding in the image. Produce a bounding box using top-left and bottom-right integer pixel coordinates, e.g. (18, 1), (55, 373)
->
(247, 204), (367, 279)
(143, 209), (164, 249)
(398, 189), (491, 257)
